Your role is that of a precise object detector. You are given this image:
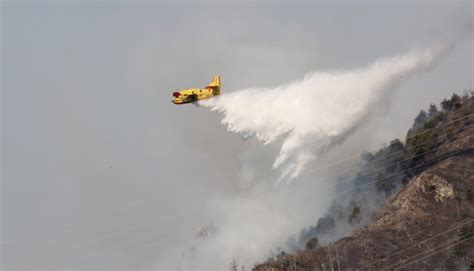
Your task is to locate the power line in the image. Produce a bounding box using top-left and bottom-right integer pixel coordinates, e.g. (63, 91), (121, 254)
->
(296, 149), (472, 271)
(393, 235), (474, 270)
(279, 141), (470, 199)
(302, 124), (474, 193)
(290, 113), (473, 269)
(387, 234), (474, 270)
(307, 112), (473, 175)
(331, 146), (472, 199)
(321, 127), (473, 189)
(357, 219), (473, 270)
(317, 123), (474, 179)
(323, 141), (473, 270)
(281, 144), (464, 197)
(383, 232), (474, 270)
(405, 112), (473, 141)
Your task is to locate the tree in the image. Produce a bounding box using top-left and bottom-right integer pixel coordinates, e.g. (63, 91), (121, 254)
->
(375, 172), (395, 195)
(230, 259), (239, 271)
(305, 237), (319, 250)
(315, 215), (336, 235)
(441, 98), (452, 112)
(466, 189), (473, 201)
(348, 202), (361, 223)
(285, 234), (298, 252)
(428, 103), (438, 118)
(387, 139), (405, 166)
(413, 110), (427, 128)
(297, 215), (335, 247)
(388, 139), (404, 152)
(361, 151), (375, 163)
(451, 93), (461, 110)
(440, 94), (461, 112)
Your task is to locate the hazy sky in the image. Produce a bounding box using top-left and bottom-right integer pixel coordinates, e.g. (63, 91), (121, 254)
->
(2, 1), (472, 270)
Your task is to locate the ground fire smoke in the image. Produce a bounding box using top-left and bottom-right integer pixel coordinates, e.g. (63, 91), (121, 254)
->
(200, 45), (447, 182)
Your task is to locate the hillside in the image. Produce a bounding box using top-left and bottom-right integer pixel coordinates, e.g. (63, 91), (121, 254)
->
(254, 92), (474, 271)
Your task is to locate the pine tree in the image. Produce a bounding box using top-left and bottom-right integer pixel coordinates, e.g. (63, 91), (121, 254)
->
(414, 110), (427, 127)
(230, 259), (239, 271)
(441, 98), (452, 112)
(428, 103), (438, 118)
(451, 93), (461, 110)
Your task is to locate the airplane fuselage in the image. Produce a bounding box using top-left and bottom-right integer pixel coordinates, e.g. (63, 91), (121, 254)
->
(171, 76), (221, 104)
(172, 88), (217, 104)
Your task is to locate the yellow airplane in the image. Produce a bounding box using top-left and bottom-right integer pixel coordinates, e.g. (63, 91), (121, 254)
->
(172, 75), (221, 104)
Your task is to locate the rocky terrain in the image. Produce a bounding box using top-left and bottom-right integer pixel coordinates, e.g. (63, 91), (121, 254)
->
(254, 92), (474, 271)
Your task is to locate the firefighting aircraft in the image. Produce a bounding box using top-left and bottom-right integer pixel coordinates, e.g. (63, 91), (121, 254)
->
(171, 75), (221, 104)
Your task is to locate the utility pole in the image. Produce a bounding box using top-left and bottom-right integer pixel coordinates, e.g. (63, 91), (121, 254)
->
(335, 246), (342, 271)
(456, 201), (460, 218)
(327, 243), (334, 271)
(230, 258), (238, 271)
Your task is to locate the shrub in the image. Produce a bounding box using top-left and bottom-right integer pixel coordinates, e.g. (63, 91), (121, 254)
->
(348, 204), (361, 223)
(466, 189), (473, 201)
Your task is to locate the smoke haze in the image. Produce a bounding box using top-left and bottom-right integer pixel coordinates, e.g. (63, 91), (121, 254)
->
(2, 2), (472, 271)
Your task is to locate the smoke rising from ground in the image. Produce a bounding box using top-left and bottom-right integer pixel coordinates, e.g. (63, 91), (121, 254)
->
(200, 44), (447, 182)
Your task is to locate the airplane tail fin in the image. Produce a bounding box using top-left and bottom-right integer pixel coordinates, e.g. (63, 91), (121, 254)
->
(207, 75), (221, 95)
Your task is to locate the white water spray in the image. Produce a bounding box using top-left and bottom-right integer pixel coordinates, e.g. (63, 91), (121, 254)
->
(200, 45), (447, 182)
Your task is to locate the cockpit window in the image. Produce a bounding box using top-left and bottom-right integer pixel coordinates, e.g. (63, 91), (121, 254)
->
(172, 92), (180, 98)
